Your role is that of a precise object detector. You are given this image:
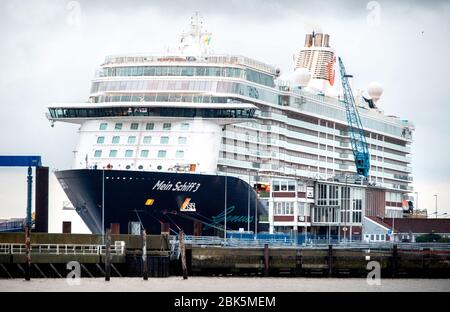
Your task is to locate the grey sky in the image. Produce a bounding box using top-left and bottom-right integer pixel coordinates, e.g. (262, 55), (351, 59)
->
(0, 0), (449, 220)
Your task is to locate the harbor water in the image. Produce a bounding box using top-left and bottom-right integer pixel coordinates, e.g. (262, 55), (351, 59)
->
(0, 277), (449, 292)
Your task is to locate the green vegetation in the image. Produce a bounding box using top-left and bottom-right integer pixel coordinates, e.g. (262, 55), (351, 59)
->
(415, 233), (450, 243)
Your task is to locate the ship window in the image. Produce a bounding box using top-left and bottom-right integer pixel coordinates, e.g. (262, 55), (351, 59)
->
(112, 136), (120, 144)
(143, 136), (152, 144)
(180, 123), (190, 131)
(125, 150), (133, 157)
(130, 123), (139, 130)
(109, 150), (117, 157)
(163, 123), (171, 130)
(178, 137), (187, 144)
(160, 136), (169, 144)
(140, 150), (149, 157)
(175, 150), (184, 158)
(99, 123), (108, 130)
(97, 136), (105, 144)
(158, 150), (167, 158)
(146, 123), (154, 130)
(114, 123), (123, 130)
(128, 136), (136, 144)
(94, 150), (102, 158)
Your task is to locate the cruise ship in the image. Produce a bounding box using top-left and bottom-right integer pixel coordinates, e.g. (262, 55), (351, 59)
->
(47, 14), (414, 237)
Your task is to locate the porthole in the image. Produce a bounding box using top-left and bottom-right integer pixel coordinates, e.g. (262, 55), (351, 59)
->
(157, 165), (162, 170)
(126, 165), (131, 170)
(138, 165), (143, 170)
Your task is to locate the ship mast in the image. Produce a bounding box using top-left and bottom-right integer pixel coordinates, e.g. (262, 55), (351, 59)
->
(179, 11), (212, 57)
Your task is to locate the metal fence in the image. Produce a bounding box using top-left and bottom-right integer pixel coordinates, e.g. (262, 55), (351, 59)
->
(171, 235), (450, 251)
(0, 243), (126, 255)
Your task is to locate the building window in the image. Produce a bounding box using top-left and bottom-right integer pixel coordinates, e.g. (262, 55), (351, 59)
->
(273, 180), (280, 192)
(128, 136), (136, 144)
(274, 202), (294, 215)
(99, 123), (107, 130)
(114, 123), (123, 130)
(180, 123), (190, 131)
(163, 123), (171, 130)
(175, 150), (184, 158)
(130, 123), (139, 130)
(146, 123), (154, 130)
(97, 136), (105, 144)
(140, 150), (149, 157)
(143, 136), (152, 144)
(288, 181), (295, 191)
(158, 150), (167, 158)
(178, 137), (187, 144)
(160, 136), (169, 144)
(94, 150), (102, 158)
(109, 150), (117, 157)
(125, 150), (133, 157)
(112, 136), (120, 144)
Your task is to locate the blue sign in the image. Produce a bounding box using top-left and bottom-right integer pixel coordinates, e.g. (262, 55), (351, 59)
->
(387, 229), (393, 235)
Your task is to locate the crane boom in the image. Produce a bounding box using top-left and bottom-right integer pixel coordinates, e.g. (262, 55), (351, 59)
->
(338, 57), (370, 178)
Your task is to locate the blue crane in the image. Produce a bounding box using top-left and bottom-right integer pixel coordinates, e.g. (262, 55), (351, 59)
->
(0, 156), (42, 229)
(338, 57), (370, 178)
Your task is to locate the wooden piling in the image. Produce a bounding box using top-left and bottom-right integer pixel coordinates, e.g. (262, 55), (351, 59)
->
(392, 244), (398, 278)
(180, 231), (188, 280)
(264, 243), (269, 277)
(105, 228), (111, 281)
(327, 244), (334, 277)
(142, 229), (148, 280)
(295, 248), (302, 276)
(24, 226), (31, 281)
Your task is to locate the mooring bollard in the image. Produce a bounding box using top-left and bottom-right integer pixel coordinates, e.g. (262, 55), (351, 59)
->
(179, 230), (188, 280)
(142, 229), (148, 280)
(105, 228), (111, 281)
(25, 226), (31, 281)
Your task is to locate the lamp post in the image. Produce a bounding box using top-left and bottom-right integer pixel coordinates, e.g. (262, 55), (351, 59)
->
(392, 213), (395, 243)
(414, 191), (419, 210)
(434, 194), (438, 219)
(102, 169), (105, 244)
(255, 173), (258, 236)
(247, 170), (251, 232)
(343, 174), (348, 242)
(224, 166), (227, 242)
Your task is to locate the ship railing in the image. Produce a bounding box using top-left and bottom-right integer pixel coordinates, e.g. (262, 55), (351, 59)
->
(1, 243), (125, 255)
